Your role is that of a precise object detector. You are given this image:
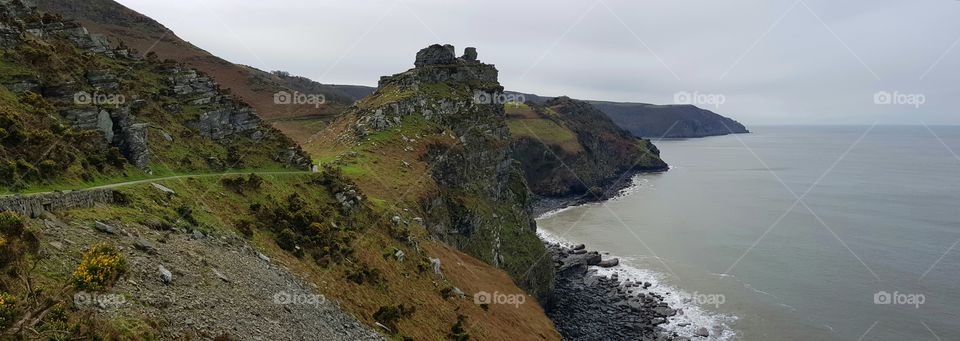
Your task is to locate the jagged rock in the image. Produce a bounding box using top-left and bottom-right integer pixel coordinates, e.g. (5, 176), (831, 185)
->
(213, 269), (230, 283)
(257, 252), (271, 262)
(451, 287), (466, 299)
(158, 265), (173, 284)
(414, 44), (456, 67)
(134, 238), (159, 255)
(393, 249), (405, 262)
(597, 258), (619, 268)
(429, 258), (442, 276)
(94, 221), (118, 235)
(461, 47), (478, 61)
(694, 327), (709, 337)
(151, 183), (176, 196)
(49, 241), (64, 250)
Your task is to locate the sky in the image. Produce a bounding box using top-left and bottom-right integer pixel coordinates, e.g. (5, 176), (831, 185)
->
(116, 0), (959, 125)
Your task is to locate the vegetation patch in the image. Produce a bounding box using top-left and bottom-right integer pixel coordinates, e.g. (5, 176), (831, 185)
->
(71, 243), (127, 291)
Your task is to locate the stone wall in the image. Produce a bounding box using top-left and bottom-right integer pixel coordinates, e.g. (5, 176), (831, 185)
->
(0, 189), (117, 218)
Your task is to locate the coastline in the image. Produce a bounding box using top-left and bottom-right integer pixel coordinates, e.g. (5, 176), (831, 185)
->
(534, 171), (735, 340)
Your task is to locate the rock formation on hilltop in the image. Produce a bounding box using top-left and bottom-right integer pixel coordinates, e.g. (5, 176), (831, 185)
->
(325, 44), (555, 301)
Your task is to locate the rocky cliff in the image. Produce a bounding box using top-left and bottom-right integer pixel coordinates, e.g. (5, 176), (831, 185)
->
(320, 44), (555, 301)
(508, 97), (668, 200)
(0, 0), (309, 191)
(590, 101), (750, 138)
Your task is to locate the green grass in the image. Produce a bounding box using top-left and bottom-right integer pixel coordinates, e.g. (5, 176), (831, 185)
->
(506, 118), (582, 153)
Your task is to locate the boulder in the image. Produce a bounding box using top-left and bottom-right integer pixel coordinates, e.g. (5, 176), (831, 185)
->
(597, 258), (619, 268)
(461, 47), (478, 61)
(414, 44), (456, 67)
(158, 265), (173, 284)
(94, 221), (118, 235)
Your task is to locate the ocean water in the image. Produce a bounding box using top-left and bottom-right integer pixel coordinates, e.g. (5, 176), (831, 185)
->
(536, 126), (960, 340)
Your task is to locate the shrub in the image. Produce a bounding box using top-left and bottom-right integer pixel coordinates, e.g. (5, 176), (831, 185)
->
(373, 304), (415, 332)
(72, 244), (127, 291)
(0, 292), (17, 328)
(448, 314), (470, 341)
(345, 263), (383, 286)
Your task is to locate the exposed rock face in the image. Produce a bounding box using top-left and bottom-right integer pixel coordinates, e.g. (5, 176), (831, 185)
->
(0, 0), (312, 175)
(510, 96), (668, 199)
(546, 243), (680, 341)
(0, 189), (118, 218)
(349, 45), (555, 301)
(414, 43), (456, 67)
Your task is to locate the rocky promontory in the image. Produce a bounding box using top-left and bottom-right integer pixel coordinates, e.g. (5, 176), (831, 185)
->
(545, 242), (690, 341)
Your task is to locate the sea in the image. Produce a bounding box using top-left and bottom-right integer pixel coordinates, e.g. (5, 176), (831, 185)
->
(536, 126), (960, 340)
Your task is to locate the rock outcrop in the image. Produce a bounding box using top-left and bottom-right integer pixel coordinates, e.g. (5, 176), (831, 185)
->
(0, 189), (118, 218)
(345, 44), (555, 301)
(546, 243), (681, 341)
(509, 97), (668, 201)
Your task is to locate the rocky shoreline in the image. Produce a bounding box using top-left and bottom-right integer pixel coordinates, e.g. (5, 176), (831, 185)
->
(544, 242), (705, 341)
(536, 171), (715, 341)
(531, 168), (653, 218)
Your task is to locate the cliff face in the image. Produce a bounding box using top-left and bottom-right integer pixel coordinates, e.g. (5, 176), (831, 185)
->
(591, 102), (749, 138)
(0, 0), (309, 192)
(508, 97), (668, 198)
(327, 44), (554, 301)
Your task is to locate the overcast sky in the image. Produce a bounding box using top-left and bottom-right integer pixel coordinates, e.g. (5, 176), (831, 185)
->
(117, 0), (959, 125)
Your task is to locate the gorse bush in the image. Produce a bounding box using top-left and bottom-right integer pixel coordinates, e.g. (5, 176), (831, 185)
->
(0, 292), (16, 329)
(249, 169), (372, 266)
(72, 244), (127, 291)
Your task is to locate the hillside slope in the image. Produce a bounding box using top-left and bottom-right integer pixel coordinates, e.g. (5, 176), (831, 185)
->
(0, 0), (309, 193)
(307, 44), (556, 302)
(507, 97), (667, 198)
(33, 0), (361, 142)
(591, 101), (749, 138)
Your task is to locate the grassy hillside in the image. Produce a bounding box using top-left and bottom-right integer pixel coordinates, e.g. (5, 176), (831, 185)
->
(507, 97), (667, 198)
(592, 101), (749, 138)
(33, 0), (362, 144)
(307, 44), (556, 303)
(0, 3), (308, 193)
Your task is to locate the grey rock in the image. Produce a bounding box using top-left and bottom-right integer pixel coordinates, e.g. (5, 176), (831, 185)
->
(257, 252), (271, 262)
(429, 258), (442, 276)
(694, 327), (709, 337)
(451, 287), (466, 299)
(159, 265), (173, 284)
(461, 47), (478, 61)
(597, 258), (619, 268)
(94, 221), (118, 235)
(151, 183), (176, 195)
(134, 238), (159, 255)
(414, 44), (456, 67)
